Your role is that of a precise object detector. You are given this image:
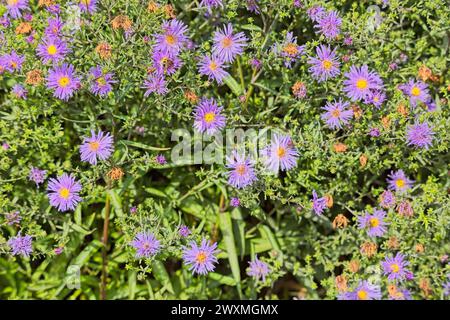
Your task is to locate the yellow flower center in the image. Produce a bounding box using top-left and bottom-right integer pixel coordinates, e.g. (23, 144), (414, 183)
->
(209, 62), (218, 71)
(58, 76), (70, 88)
(322, 59), (333, 70)
(282, 43), (298, 56)
(390, 263), (400, 273)
(277, 147), (286, 158)
(97, 77), (106, 86)
(59, 188), (70, 199)
(165, 34), (176, 46)
(196, 251), (207, 264)
(373, 96), (379, 102)
(395, 179), (405, 188)
(357, 290), (368, 300)
(89, 141), (100, 151)
(331, 109), (341, 118)
(356, 78), (368, 90)
(204, 112), (215, 123)
(142, 242), (150, 250)
(81, 0), (91, 4)
(10, 61), (17, 69)
(410, 86), (421, 96)
(47, 45), (57, 55)
(236, 164), (247, 176)
(8, 0), (18, 5)
(369, 218), (379, 228)
(221, 37), (233, 48)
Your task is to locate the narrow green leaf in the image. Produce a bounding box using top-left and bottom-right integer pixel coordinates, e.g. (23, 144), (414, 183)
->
(223, 75), (243, 96)
(121, 140), (171, 151)
(151, 260), (174, 295)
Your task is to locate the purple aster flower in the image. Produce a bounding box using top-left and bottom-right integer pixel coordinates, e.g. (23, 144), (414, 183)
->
(130, 206), (137, 214)
(343, 65), (384, 101)
(0, 15), (10, 28)
(154, 19), (189, 55)
(47, 173), (82, 212)
(338, 281), (381, 300)
(250, 58), (262, 70)
(275, 32), (305, 68)
(246, 0), (260, 14)
(8, 234), (32, 258)
(389, 288), (412, 300)
(46, 64), (81, 101)
(155, 154), (167, 165)
(406, 122), (434, 149)
(364, 90), (386, 108)
(179, 225), (191, 237)
(88, 66), (116, 97)
(80, 130), (114, 165)
(2, 142), (10, 150)
(262, 134), (299, 172)
(308, 45), (340, 82)
(6, 0), (29, 19)
(369, 127), (381, 137)
(399, 79), (431, 107)
(47, 4), (60, 14)
(2, 50), (25, 73)
(198, 54), (229, 84)
(230, 197), (240, 207)
(307, 5), (325, 22)
(382, 253), (410, 281)
(152, 50), (182, 76)
(26, 31), (35, 44)
(36, 36), (69, 63)
(357, 209), (388, 237)
(193, 97), (226, 135)
(388, 62), (398, 71)
(79, 0), (98, 14)
(314, 10), (342, 39)
(143, 74), (168, 96)
(182, 238), (219, 275)
(226, 151), (257, 189)
(130, 231), (160, 258)
(212, 23), (248, 63)
(321, 99), (353, 130)
(29, 167), (46, 186)
(387, 170), (413, 192)
(45, 17), (64, 37)
(343, 36), (353, 46)
(199, 0), (223, 11)
(379, 190), (395, 209)
(54, 247), (64, 255)
(311, 190), (327, 216)
(444, 281), (450, 296)
(12, 84), (27, 99)
(6, 211), (21, 225)
(247, 255), (270, 281)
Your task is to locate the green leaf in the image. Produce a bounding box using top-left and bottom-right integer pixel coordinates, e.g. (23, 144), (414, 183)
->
(151, 260), (175, 295)
(223, 75), (243, 96)
(121, 140), (171, 151)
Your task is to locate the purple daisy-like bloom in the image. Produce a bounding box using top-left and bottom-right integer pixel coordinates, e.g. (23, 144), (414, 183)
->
(226, 151), (257, 189)
(6, 0), (29, 19)
(262, 134), (299, 172)
(399, 79), (431, 107)
(154, 19), (189, 55)
(343, 36), (353, 46)
(179, 225), (191, 238)
(46, 64), (81, 101)
(338, 280), (382, 300)
(36, 36), (69, 63)
(47, 173), (82, 212)
(79, 0), (98, 14)
(387, 170), (413, 192)
(379, 190), (395, 208)
(343, 65), (384, 101)
(314, 10), (342, 39)
(250, 58), (261, 70)
(183, 238), (219, 275)
(143, 74), (168, 96)
(212, 23), (248, 63)
(247, 255), (270, 281)
(152, 50), (182, 76)
(308, 45), (340, 82)
(276, 32), (305, 68)
(8, 234), (32, 258)
(406, 122), (434, 149)
(364, 90), (386, 108)
(230, 197), (240, 207)
(80, 130), (114, 165)
(130, 231), (160, 258)
(444, 281), (450, 296)
(155, 154), (167, 165)
(246, 0), (260, 14)
(382, 253), (410, 281)
(199, 0), (223, 11)
(369, 127), (381, 137)
(311, 190), (327, 216)
(29, 167), (46, 186)
(198, 54), (229, 84)
(321, 99), (353, 130)
(2, 50), (25, 73)
(193, 97), (226, 135)
(357, 209), (388, 237)
(389, 288), (412, 300)
(6, 211), (21, 225)
(307, 5), (325, 22)
(12, 84), (27, 99)
(88, 66), (116, 97)
(45, 17), (64, 37)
